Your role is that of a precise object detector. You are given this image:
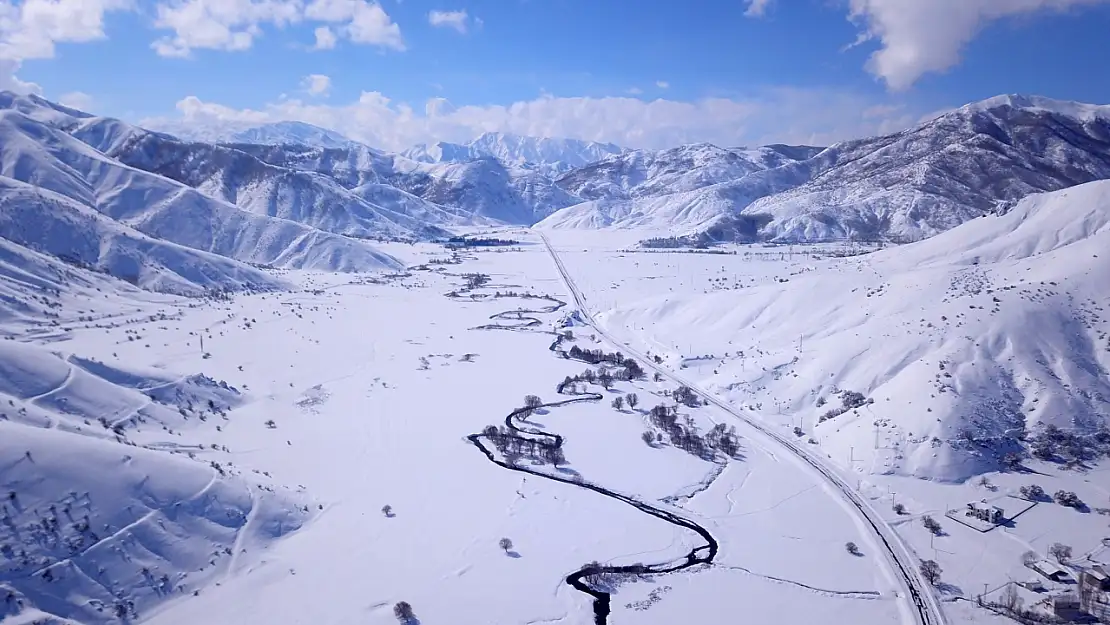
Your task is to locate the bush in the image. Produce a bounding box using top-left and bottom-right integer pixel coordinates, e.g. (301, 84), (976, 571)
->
(846, 541), (860, 556)
(922, 515), (942, 535)
(892, 503), (905, 515)
(1019, 484), (1045, 500)
(393, 601), (415, 623)
(1053, 490), (1083, 509)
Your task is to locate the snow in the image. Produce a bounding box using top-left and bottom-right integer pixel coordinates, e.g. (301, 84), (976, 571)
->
(2, 229), (951, 625)
(404, 131), (626, 176)
(539, 95), (1110, 243)
(3, 89), (1110, 625)
(0, 100), (404, 278)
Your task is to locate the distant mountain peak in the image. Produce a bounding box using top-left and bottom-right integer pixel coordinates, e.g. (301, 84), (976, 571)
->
(958, 93), (1110, 121)
(403, 132), (627, 175)
(146, 118), (357, 149)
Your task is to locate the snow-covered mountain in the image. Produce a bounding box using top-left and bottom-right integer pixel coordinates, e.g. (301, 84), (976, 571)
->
(149, 119), (356, 150)
(0, 92), (403, 292)
(539, 95), (1110, 242)
(240, 143), (581, 225)
(555, 143), (821, 201)
(87, 124), (462, 240)
(403, 132), (626, 176)
(587, 178), (1110, 481)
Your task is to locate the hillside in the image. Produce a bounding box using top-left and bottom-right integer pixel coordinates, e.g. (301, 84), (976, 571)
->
(0, 93), (404, 281)
(404, 132), (626, 176)
(555, 180), (1110, 482)
(241, 143), (581, 225)
(539, 95), (1110, 242)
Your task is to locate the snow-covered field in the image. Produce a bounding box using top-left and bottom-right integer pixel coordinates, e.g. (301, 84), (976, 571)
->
(543, 181), (1110, 622)
(6, 229), (933, 625)
(3, 180), (1109, 625)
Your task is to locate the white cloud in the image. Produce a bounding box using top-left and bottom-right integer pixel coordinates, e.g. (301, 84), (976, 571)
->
(0, 0), (132, 61)
(149, 0), (403, 57)
(312, 25), (337, 48)
(151, 0), (301, 57)
(346, 1), (404, 48)
(428, 9), (469, 33)
(655, 81), (669, 89)
(59, 90), (95, 111)
(301, 73), (331, 96)
(626, 87), (643, 95)
(0, 59), (41, 94)
(304, 0), (404, 49)
(744, 0), (773, 17)
(144, 87), (927, 152)
(847, 0), (1110, 90)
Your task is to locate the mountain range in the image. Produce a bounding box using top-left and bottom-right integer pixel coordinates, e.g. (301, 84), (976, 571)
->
(2, 91), (1110, 297)
(538, 95), (1110, 242)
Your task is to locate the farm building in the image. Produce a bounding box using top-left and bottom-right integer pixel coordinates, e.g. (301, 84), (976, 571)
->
(965, 502), (1005, 524)
(1083, 565), (1110, 592)
(1028, 559), (1072, 583)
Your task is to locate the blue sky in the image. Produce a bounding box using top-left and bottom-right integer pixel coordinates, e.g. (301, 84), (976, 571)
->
(3, 0), (1110, 150)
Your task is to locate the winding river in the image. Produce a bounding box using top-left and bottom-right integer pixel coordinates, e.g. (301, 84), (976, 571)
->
(452, 278), (720, 624)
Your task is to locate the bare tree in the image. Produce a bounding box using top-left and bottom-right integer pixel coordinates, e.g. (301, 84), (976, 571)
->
(1021, 550), (1038, 566)
(626, 393), (639, 410)
(641, 431), (655, 446)
(598, 371), (613, 390)
(521, 395), (543, 417)
(499, 537), (513, 553)
(612, 396), (624, 411)
(393, 601), (415, 623)
(846, 542), (860, 556)
(1000, 583), (1023, 615)
(920, 560), (942, 586)
(892, 503), (906, 515)
(1049, 542), (1072, 564)
(381, 505), (393, 517)
(922, 515), (942, 535)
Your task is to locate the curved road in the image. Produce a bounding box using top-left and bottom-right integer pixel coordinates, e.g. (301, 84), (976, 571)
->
(538, 232), (946, 625)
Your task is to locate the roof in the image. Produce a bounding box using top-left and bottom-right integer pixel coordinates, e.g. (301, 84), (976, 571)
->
(1030, 560), (1068, 577)
(1087, 566), (1109, 581)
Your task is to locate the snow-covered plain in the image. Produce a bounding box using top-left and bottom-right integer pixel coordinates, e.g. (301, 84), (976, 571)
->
(5, 229), (932, 625)
(3, 180), (1109, 625)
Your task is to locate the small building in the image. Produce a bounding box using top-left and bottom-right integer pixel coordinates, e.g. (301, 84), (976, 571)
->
(1029, 559), (1072, 583)
(965, 502), (1005, 524)
(1051, 594), (1082, 620)
(1083, 565), (1110, 591)
(1018, 579), (1047, 592)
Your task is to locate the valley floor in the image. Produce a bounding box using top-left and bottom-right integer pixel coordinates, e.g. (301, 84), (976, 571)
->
(3, 227), (1107, 625)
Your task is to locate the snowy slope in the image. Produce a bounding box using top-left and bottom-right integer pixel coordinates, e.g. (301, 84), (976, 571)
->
(0, 95), (403, 274)
(89, 124), (457, 240)
(147, 119), (355, 150)
(403, 131), (626, 176)
(0, 345), (309, 623)
(239, 141), (582, 225)
(0, 178), (285, 295)
(569, 180), (1110, 481)
(536, 160), (814, 234)
(540, 95), (1110, 242)
(555, 143), (817, 201)
(387, 157), (584, 224)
